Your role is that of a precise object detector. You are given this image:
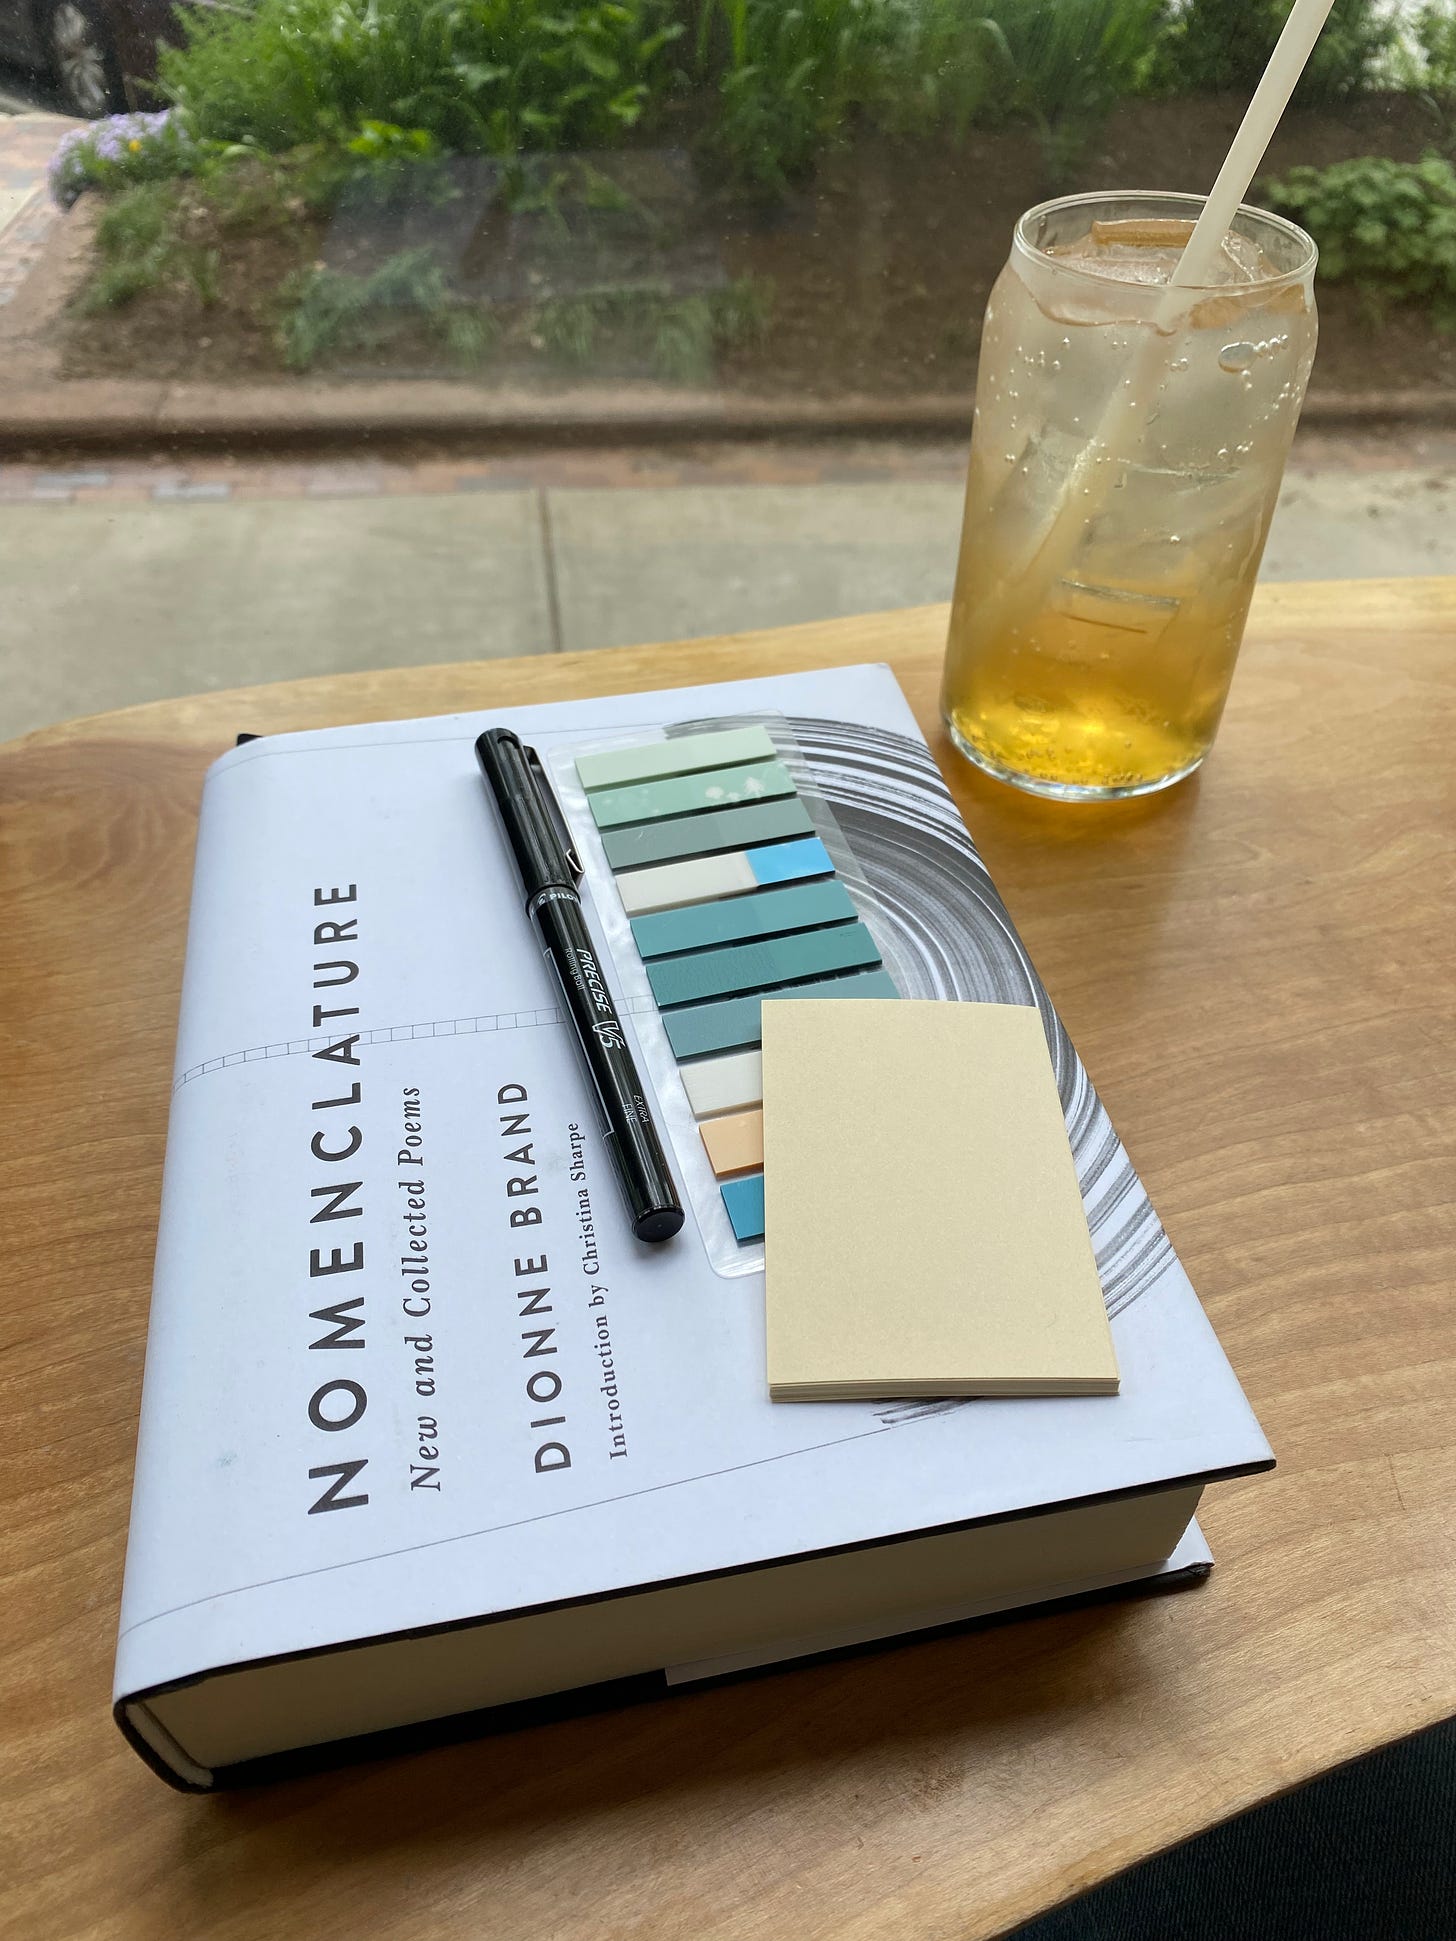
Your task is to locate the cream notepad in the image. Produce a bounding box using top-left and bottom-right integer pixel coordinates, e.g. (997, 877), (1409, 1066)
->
(762, 1000), (1119, 1400)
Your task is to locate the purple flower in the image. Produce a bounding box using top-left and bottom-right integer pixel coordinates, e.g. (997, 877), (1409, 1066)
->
(47, 105), (192, 207)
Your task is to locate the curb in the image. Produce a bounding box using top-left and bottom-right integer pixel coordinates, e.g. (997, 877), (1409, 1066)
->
(2, 381), (1455, 457)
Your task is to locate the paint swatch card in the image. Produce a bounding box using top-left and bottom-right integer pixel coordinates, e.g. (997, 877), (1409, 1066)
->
(762, 1000), (1120, 1401)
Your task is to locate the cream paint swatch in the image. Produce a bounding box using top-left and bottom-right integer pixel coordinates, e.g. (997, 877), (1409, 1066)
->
(700, 1109), (765, 1177)
(762, 1000), (1119, 1400)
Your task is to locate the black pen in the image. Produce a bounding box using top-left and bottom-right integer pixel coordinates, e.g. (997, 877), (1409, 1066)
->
(475, 728), (685, 1245)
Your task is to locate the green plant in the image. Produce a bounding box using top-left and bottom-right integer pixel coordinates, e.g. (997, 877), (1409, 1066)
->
(75, 182), (173, 308)
(647, 292), (722, 378)
(74, 180), (225, 312)
(441, 305), (500, 362)
(528, 274), (770, 378)
(1414, 2), (1456, 93)
(1263, 153), (1456, 327)
(160, 0), (683, 160)
(978, 0), (1168, 179)
(875, 0), (1006, 138)
(1151, 0), (1395, 106)
(191, 247), (223, 305)
(694, 0), (902, 193)
(713, 270), (772, 341)
(694, 0), (1164, 194)
(184, 147), (342, 229)
(277, 248), (454, 364)
(275, 247), (768, 375)
(649, 274), (770, 376)
(136, 0), (1178, 208)
(345, 118), (441, 161)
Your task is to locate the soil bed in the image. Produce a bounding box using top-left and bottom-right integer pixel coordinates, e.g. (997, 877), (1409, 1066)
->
(55, 92), (1456, 400)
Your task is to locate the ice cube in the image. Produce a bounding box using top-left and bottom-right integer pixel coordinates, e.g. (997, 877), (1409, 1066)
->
(1050, 232), (1184, 285)
(1047, 219), (1278, 290)
(1215, 229), (1270, 284)
(1050, 577), (1179, 641)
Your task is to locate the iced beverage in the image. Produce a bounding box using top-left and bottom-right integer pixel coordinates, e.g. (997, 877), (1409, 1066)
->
(943, 192), (1317, 798)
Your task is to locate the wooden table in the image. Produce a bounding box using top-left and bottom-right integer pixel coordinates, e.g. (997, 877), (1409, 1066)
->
(3, 579), (1453, 1941)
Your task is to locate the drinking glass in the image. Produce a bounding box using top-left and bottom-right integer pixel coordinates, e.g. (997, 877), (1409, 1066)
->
(942, 191), (1317, 800)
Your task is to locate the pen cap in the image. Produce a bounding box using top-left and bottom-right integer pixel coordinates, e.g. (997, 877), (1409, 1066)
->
(475, 729), (576, 894)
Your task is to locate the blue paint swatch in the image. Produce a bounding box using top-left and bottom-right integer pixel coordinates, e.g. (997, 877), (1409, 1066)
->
(749, 836), (833, 887)
(720, 1173), (765, 1243)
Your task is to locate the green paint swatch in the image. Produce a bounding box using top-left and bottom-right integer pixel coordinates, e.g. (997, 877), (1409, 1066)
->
(631, 879), (857, 959)
(664, 968), (900, 1059)
(648, 922), (881, 1009)
(577, 726), (776, 792)
(589, 759), (794, 831)
(601, 797), (813, 870)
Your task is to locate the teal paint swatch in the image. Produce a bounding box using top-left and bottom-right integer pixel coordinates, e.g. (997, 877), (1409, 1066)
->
(588, 760), (794, 831)
(631, 878), (856, 959)
(577, 726), (776, 792)
(664, 968), (900, 1059)
(601, 797), (813, 871)
(721, 1173), (765, 1243)
(647, 922), (881, 1009)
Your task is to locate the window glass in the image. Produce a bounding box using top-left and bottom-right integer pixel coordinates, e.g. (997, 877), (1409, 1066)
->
(2, 1), (1453, 733)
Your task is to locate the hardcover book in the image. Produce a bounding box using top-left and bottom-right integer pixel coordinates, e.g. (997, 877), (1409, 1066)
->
(114, 663), (1271, 1789)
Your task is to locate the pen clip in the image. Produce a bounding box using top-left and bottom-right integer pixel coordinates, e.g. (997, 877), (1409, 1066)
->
(525, 744), (583, 883)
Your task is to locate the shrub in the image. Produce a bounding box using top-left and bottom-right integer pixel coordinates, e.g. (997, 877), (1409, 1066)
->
(277, 249), (472, 365)
(73, 180), (221, 312)
(695, 0), (1165, 193)
(984, 0), (1165, 125)
(979, 0), (1167, 178)
(1263, 153), (1456, 326)
(159, 0), (684, 158)
(877, 0), (1009, 140)
(527, 276), (769, 376)
(1152, 0), (1396, 106)
(693, 0), (904, 193)
(83, 0), (1178, 206)
(276, 247), (769, 375)
(70, 146), (349, 316)
(48, 109), (196, 208)
(1413, 2), (1456, 94)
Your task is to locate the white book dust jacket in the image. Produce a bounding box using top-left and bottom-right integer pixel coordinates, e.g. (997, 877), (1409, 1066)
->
(115, 665), (1270, 1709)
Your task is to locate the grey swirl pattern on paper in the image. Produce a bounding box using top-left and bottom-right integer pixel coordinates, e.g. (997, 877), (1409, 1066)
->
(668, 710), (1175, 1330)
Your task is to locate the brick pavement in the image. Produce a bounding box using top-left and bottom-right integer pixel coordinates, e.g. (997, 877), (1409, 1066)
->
(0, 112), (73, 309)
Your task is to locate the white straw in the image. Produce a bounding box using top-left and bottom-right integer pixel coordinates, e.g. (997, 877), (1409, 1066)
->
(1169, 0), (1337, 293)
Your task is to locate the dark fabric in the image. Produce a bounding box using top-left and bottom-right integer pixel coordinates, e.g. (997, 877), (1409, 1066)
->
(1006, 1716), (1456, 1941)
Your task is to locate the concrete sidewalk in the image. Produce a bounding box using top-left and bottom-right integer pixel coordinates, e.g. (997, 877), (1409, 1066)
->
(3, 444), (1454, 743)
